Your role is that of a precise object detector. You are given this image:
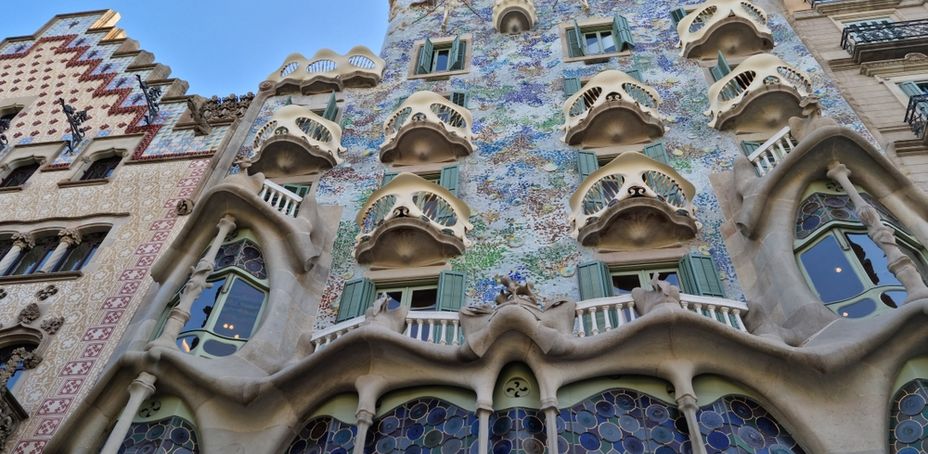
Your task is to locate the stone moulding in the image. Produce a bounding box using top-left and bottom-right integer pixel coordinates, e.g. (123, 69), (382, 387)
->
(569, 152), (697, 251)
(355, 173), (472, 268)
(562, 70), (666, 147)
(493, 0), (537, 34)
(677, 0), (773, 59)
(262, 47), (385, 95)
(380, 91), (474, 165)
(248, 104), (345, 178)
(706, 53), (818, 132)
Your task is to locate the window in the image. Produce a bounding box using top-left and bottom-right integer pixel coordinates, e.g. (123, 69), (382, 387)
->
(610, 268), (680, 295)
(578, 254), (724, 300)
(6, 236), (56, 276)
(55, 231), (106, 272)
(1, 161), (39, 188)
(310, 92), (340, 122)
(414, 36), (467, 76)
(80, 155), (121, 181)
(336, 271), (466, 322)
(382, 164), (460, 195)
(709, 51), (732, 82)
(795, 185), (926, 318)
(160, 233), (268, 358)
(377, 284), (439, 311)
(0, 343), (37, 395)
(0, 106), (21, 149)
(565, 16), (634, 60)
(898, 80), (928, 98)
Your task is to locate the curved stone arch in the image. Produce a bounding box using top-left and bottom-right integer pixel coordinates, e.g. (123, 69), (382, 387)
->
(67, 146), (129, 181)
(284, 393), (360, 454)
(0, 324), (45, 393)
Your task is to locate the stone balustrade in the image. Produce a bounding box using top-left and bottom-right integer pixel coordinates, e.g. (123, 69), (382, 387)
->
(405, 311), (463, 346)
(745, 125), (798, 176)
(258, 180), (303, 218)
(381, 91), (474, 165)
(562, 70), (665, 147)
(250, 104), (344, 176)
(264, 46), (385, 93)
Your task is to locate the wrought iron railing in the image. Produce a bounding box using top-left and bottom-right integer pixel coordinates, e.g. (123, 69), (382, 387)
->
(841, 20), (928, 55)
(905, 93), (928, 140)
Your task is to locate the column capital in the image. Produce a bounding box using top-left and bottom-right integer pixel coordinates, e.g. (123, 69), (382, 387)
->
(539, 397), (559, 411)
(129, 371), (157, 395)
(57, 228), (82, 246)
(355, 408), (375, 426)
(675, 393), (699, 412)
(217, 214), (237, 232)
(10, 232), (34, 249)
(825, 161), (851, 180)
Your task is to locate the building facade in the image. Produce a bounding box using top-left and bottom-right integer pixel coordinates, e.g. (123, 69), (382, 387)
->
(0, 0), (924, 452)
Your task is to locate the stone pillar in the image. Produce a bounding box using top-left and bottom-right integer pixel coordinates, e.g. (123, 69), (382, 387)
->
(149, 215), (236, 349)
(352, 409), (374, 454)
(476, 403), (492, 454)
(38, 229), (81, 273)
(827, 162), (928, 303)
(541, 398), (560, 454)
(0, 233), (33, 275)
(677, 394), (707, 454)
(99, 372), (157, 454)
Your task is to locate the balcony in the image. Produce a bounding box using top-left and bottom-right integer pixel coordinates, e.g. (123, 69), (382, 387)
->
(355, 173), (473, 268)
(677, 0), (773, 59)
(248, 104), (345, 178)
(493, 0), (537, 34)
(742, 125), (798, 176)
(569, 152), (697, 251)
(706, 53), (817, 133)
(905, 94), (928, 145)
(263, 47), (385, 94)
(842, 20), (928, 64)
(380, 91), (474, 166)
(562, 70), (666, 148)
(258, 180), (304, 218)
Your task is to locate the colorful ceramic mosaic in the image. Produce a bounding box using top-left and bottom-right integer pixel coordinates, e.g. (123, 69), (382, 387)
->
(489, 407), (547, 453)
(889, 379), (928, 453)
(214, 239), (267, 279)
(118, 416), (199, 454)
(366, 397), (479, 453)
(696, 395), (804, 453)
(287, 416), (357, 454)
(557, 389), (691, 453)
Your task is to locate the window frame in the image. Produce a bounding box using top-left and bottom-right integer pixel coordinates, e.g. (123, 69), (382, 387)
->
(560, 18), (633, 64)
(608, 265), (681, 295)
(376, 282), (440, 312)
(408, 35), (472, 80)
(0, 158), (42, 190)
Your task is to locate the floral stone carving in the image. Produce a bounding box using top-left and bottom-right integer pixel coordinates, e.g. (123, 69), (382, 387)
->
(17, 303), (40, 324)
(40, 316), (65, 335)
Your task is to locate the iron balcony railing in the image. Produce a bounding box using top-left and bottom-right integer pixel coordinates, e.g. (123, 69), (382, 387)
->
(841, 19), (928, 55)
(905, 93), (928, 140)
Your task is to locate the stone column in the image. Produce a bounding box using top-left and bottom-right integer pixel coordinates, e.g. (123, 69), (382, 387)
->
(541, 398), (560, 454)
(0, 233), (33, 275)
(827, 162), (928, 303)
(677, 394), (707, 454)
(149, 215), (236, 349)
(352, 409), (374, 454)
(38, 229), (81, 273)
(476, 403), (492, 454)
(99, 372), (157, 454)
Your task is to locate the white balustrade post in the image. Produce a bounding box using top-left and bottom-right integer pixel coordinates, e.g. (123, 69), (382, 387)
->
(602, 306), (613, 332)
(452, 321), (460, 346)
(616, 302), (627, 325)
(38, 229), (81, 273)
(0, 233), (32, 275)
(693, 303), (704, 318)
(719, 306), (732, 328)
(589, 308), (600, 335)
(627, 301), (637, 321)
(575, 310), (585, 337)
(100, 372), (157, 454)
(707, 305), (719, 323)
(733, 309), (746, 332)
(439, 320), (448, 345)
(428, 319), (436, 343)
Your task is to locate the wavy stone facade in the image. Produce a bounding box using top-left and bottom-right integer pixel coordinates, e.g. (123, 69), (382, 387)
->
(0, 1), (926, 453)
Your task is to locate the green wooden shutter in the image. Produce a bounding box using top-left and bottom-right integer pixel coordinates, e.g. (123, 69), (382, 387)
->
(564, 77), (582, 96)
(449, 36), (466, 71)
(417, 38), (434, 74)
(678, 253), (725, 297)
(450, 91), (468, 107)
(578, 261), (613, 300)
(336, 278), (376, 322)
(283, 183), (311, 198)
(437, 270), (466, 312)
(439, 165), (459, 196)
(382, 172), (397, 186)
(322, 92), (338, 121)
(709, 51), (732, 81)
(670, 8), (688, 25)
(567, 21), (585, 57)
(577, 151), (599, 180)
(900, 82), (924, 97)
(643, 142), (670, 165)
(626, 68), (643, 82)
(613, 15), (635, 51)
(739, 141), (763, 156)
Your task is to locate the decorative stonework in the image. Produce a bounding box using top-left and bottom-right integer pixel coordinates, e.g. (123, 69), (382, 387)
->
(16, 304), (40, 325)
(39, 317), (63, 335)
(35, 285), (58, 301)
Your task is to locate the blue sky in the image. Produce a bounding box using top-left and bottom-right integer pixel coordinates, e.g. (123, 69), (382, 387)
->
(2, 1), (389, 96)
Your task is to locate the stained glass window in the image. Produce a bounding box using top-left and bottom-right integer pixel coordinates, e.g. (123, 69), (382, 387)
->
(489, 407), (546, 453)
(558, 389), (690, 453)
(287, 416), (357, 454)
(214, 239), (267, 279)
(118, 415), (199, 454)
(366, 397), (479, 453)
(795, 192), (899, 240)
(696, 395), (804, 453)
(889, 379), (928, 453)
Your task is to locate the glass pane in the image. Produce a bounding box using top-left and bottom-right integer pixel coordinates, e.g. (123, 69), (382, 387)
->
(81, 156), (120, 180)
(56, 233), (104, 272)
(180, 277), (226, 334)
(585, 32), (601, 55)
(213, 278), (265, 339)
(433, 49), (449, 72)
(11, 239), (56, 275)
(611, 273), (640, 295)
(881, 290), (907, 308)
(845, 233), (900, 286)
(799, 235), (864, 303)
(601, 31), (616, 53)
(834, 298), (877, 318)
(409, 288), (438, 311)
(379, 290), (403, 311)
(176, 334), (200, 353)
(656, 271), (680, 287)
(1, 163), (38, 187)
(203, 339), (238, 357)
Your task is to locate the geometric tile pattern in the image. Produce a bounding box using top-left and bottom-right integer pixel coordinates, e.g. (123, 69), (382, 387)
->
(889, 379), (928, 453)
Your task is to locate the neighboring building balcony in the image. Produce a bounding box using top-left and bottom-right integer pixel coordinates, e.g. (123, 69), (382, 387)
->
(562, 70), (666, 147)
(706, 53), (817, 133)
(569, 152), (697, 251)
(262, 47), (385, 94)
(493, 0), (537, 34)
(676, 0), (773, 59)
(355, 173), (473, 268)
(380, 91), (474, 166)
(841, 19), (928, 63)
(249, 104), (345, 178)
(905, 94), (928, 145)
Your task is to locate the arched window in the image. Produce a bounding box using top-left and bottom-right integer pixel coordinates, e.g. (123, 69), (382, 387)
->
(0, 343), (38, 395)
(367, 397), (478, 452)
(794, 182), (927, 319)
(0, 160), (39, 188)
(55, 230), (107, 272)
(160, 231), (269, 358)
(6, 235), (56, 276)
(118, 396), (200, 453)
(889, 379), (928, 452)
(80, 154), (122, 181)
(697, 395), (804, 453)
(288, 416), (357, 453)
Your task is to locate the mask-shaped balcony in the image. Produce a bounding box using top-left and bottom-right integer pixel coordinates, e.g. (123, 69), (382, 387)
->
(263, 47), (385, 95)
(356, 173), (473, 268)
(677, 0), (773, 59)
(706, 53), (818, 133)
(562, 70), (666, 148)
(493, 0), (537, 34)
(380, 91), (474, 166)
(249, 105), (345, 178)
(570, 152), (697, 251)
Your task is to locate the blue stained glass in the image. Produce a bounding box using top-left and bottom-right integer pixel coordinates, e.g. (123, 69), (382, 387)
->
(890, 380), (928, 452)
(213, 239), (267, 279)
(118, 416), (199, 454)
(696, 395), (805, 453)
(489, 408), (546, 453)
(367, 397), (477, 453)
(287, 416), (357, 453)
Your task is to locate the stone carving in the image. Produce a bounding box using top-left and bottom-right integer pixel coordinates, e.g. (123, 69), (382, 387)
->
(10, 233), (34, 250)
(0, 347), (41, 389)
(200, 93), (254, 124)
(0, 393), (17, 449)
(40, 316), (64, 335)
(364, 293), (408, 334)
(36, 285), (58, 301)
(631, 277), (681, 316)
(17, 303), (40, 324)
(460, 276), (576, 357)
(58, 229), (81, 246)
(176, 198), (195, 216)
(186, 96), (212, 136)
